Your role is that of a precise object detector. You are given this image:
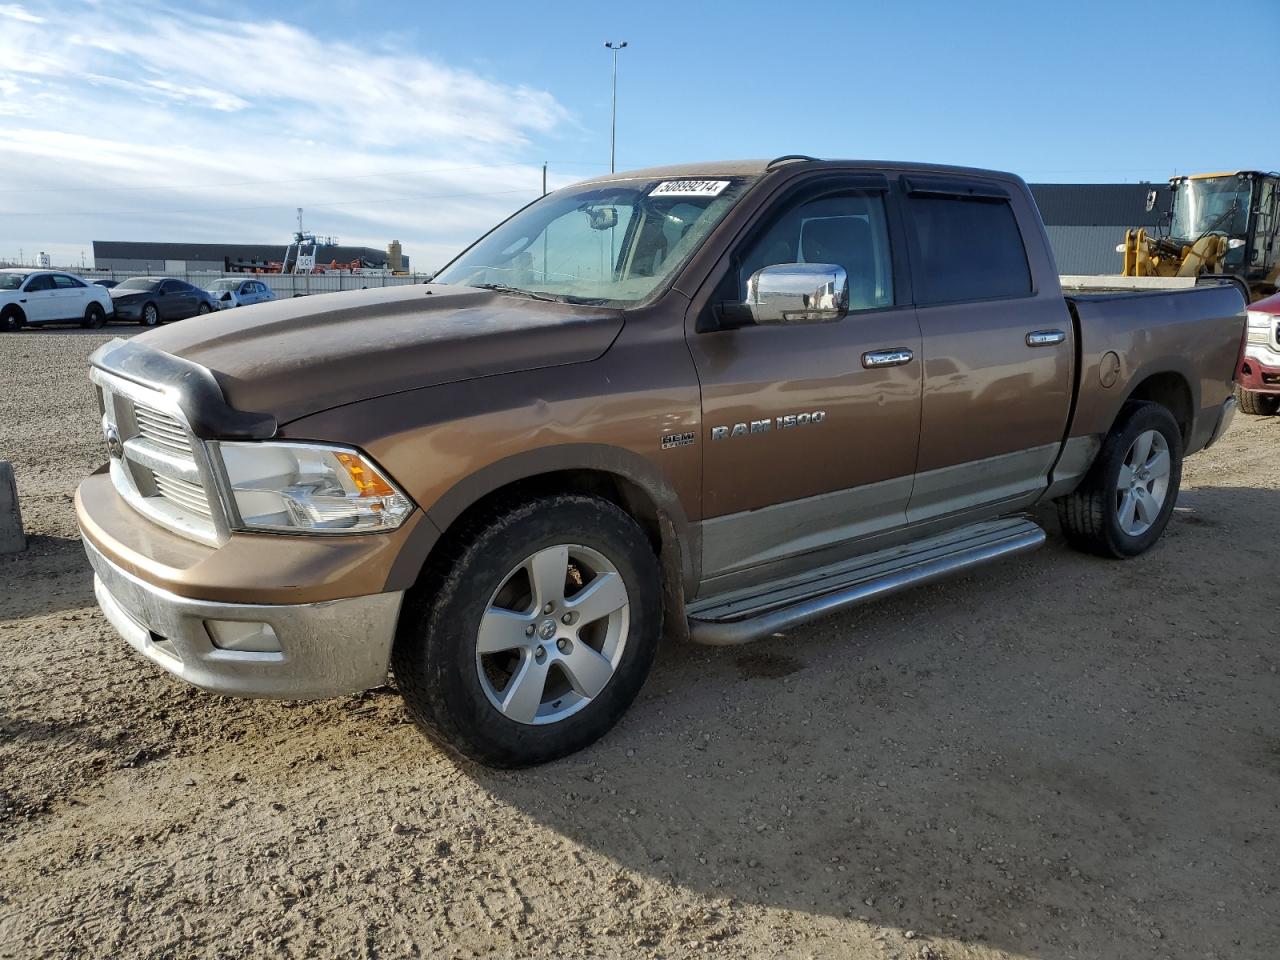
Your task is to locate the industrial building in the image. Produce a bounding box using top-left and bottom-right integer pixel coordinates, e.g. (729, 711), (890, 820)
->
(1029, 183), (1172, 275)
(91, 240), (408, 273)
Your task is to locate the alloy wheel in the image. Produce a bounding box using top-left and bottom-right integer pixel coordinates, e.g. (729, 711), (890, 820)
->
(1115, 429), (1171, 537)
(475, 544), (630, 725)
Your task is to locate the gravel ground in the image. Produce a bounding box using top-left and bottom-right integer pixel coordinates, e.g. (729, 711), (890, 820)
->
(1, 329), (1278, 960)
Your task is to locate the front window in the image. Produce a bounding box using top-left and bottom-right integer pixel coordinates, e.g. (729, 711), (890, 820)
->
(0, 272), (27, 290)
(116, 278), (161, 291)
(209, 279), (238, 292)
(1170, 176), (1252, 242)
(433, 176), (756, 306)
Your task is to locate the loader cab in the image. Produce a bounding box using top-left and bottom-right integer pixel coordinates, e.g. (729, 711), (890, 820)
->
(1168, 171), (1280, 283)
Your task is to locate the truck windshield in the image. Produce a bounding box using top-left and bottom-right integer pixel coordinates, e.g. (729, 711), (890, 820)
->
(433, 177), (755, 305)
(1171, 177), (1251, 242)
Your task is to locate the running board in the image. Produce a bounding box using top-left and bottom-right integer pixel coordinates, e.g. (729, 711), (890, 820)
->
(686, 517), (1045, 646)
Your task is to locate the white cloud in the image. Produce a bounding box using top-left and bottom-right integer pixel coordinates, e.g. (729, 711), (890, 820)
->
(0, 4), (44, 24)
(0, 2), (583, 271)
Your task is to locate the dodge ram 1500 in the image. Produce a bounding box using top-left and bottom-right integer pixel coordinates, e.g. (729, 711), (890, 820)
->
(77, 157), (1245, 766)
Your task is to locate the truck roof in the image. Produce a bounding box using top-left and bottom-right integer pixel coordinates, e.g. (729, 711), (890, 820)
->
(575, 156), (1026, 187)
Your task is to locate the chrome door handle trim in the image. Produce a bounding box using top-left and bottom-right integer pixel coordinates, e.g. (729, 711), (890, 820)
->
(861, 348), (914, 369)
(1026, 329), (1066, 347)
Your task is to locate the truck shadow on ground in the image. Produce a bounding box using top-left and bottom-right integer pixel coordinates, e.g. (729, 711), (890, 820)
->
(0, 535), (96, 620)
(465, 485), (1279, 958)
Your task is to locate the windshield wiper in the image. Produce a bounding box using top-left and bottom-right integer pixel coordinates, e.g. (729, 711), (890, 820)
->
(472, 282), (558, 303)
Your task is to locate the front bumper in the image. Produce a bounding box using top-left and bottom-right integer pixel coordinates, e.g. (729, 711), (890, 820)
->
(111, 300), (144, 320)
(1239, 343), (1280, 395)
(83, 536), (403, 699)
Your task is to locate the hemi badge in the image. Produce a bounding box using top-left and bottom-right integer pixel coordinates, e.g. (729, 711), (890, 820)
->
(661, 431), (695, 450)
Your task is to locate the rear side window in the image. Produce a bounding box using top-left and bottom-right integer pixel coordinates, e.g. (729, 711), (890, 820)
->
(906, 195), (1031, 304)
(53, 274), (85, 288)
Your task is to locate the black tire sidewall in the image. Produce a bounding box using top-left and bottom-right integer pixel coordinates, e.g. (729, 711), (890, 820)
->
(394, 496), (662, 767)
(1, 309), (20, 332)
(1093, 403), (1184, 557)
(85, 304), (105, 329)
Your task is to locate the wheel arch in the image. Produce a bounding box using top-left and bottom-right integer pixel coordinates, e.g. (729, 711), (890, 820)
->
(387, 443), (699, 615)
(1120, 368), (1195, 446)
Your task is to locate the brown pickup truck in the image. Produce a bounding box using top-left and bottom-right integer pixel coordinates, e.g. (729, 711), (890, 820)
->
(77, 157), (1245, 766)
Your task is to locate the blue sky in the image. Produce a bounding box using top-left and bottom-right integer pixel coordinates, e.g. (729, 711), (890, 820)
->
(1, 0), (1275, 270)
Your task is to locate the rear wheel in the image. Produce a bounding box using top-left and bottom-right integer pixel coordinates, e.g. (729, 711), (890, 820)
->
(82, 302), (107, 329)
(1235, 384), (1280, 416)
(392, 495), (662, 767)
(140, 303), (159, 327)
(1, 306), (23, 332)
(1056, 401), (1183, 558)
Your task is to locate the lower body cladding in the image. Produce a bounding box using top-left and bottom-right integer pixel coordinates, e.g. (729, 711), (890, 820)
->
(83, 537), (403, 698)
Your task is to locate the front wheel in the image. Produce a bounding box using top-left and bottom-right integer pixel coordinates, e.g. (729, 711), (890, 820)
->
(1056, 401), (1184, 558)
(1, 307), (22, 332)
(392, 495), (662, 767)
(1235, 384), (1280, 417)
(140, 303), (159, 327)
(196, 303), (211, 316)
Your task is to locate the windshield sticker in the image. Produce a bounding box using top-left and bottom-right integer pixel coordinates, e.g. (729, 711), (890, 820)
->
(649, 180), (730, 198)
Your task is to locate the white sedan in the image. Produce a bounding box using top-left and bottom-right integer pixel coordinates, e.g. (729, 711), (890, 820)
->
(0, 268), (114, 331)
(207, 277), (275, 309)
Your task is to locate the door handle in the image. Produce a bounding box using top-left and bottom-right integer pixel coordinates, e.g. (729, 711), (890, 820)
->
(862, 348), (914, 369)
(1026, 329), (1066, 347)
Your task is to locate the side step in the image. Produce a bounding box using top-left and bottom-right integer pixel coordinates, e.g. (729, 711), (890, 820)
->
(686, 517), (1045, 646)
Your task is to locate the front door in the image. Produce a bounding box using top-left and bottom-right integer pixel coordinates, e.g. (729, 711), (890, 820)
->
(687, 177), (922, 585)
(900, 177), (1074, 523)
(21, 274), (59, 323)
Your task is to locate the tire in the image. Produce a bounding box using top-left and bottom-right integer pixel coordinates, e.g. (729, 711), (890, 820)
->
(1056, 401), (1183, 559)
(1, 306), (23, 332)
(1235, 384), (1280, 416)
(140, 303), (159, 327)
(82, 303), (107, 330)
(392, 495), (662, 767)
(197, 303), (211, 316)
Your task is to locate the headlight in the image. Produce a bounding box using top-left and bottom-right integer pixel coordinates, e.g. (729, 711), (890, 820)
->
(1247, 311), (1274, 345)
(215, 441), (413, 533)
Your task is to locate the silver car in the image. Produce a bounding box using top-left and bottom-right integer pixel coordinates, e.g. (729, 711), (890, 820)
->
(207, 278), (275, 309)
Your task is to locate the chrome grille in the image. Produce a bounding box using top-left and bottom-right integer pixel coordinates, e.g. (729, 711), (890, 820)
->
(152, 471), (214, 519)
(92, 368), (226, 546)
(135, 405), (192, 457)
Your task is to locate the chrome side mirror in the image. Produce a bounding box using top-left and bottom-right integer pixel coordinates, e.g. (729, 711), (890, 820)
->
(746, 263), (848, 324)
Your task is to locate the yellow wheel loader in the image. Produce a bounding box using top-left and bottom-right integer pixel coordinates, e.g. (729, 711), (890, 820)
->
(1120, 171), (1280, 301)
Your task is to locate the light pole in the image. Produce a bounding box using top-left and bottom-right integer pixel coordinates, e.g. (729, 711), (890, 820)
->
(604, 41), (627, 173)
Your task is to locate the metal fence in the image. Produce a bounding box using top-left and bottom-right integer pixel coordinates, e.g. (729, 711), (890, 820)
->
(71, 269), (433, 299)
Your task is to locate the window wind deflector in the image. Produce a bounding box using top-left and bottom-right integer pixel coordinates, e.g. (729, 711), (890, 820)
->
(903, 175), (1010, 200)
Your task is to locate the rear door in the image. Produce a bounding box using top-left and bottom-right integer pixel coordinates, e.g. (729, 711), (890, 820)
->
(52, 274), (91, 320)
(687, 174), (922, 584)
(901, 176), (1074, 523)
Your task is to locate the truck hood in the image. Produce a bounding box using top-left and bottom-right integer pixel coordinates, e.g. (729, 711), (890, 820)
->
(135, 284), (624, 426)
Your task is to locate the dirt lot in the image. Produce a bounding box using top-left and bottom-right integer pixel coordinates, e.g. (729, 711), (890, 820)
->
(1, 329), (1277, 960)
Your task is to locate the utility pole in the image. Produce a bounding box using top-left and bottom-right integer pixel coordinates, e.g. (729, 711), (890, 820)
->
(542, 161), (547, 197)
(604, 41), (627, 173)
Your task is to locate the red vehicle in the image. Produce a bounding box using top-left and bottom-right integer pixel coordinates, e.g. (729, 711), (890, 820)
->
(1238, 291), (1280, 415)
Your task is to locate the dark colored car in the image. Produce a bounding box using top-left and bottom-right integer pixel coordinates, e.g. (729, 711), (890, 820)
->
(109, 277), (217, 327)
(93, 279), (119, 289)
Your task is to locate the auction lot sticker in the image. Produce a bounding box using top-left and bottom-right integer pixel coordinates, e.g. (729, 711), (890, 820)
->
(649, 180), (730, 197)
